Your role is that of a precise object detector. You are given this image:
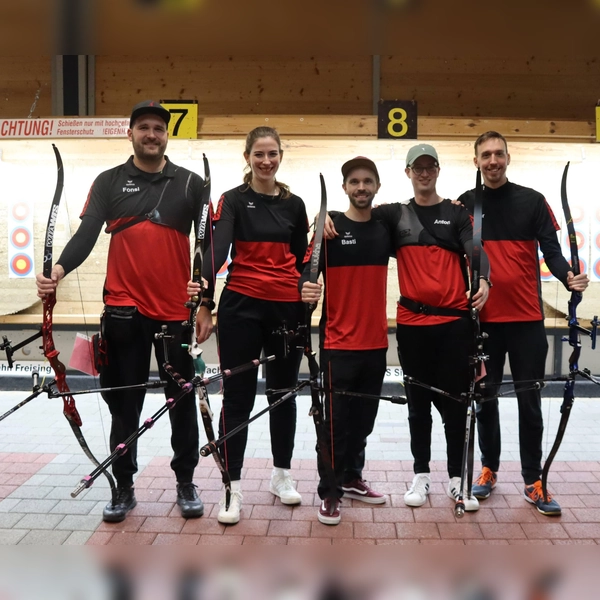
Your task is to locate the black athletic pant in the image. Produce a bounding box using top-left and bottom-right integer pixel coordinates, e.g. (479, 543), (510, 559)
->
(100, 306), (199, 487)
(316, 348), (387, 500)
(396, 318), (472, 478)
(476, 320), (547, 484)
(216, 289), (303, 481)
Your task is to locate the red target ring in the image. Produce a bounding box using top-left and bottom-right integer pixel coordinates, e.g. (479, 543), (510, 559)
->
(11, 202), (29, 220)
(539, 258), (553, 280)
(10, 254), (33, 276)
(11, 227), (31, 248)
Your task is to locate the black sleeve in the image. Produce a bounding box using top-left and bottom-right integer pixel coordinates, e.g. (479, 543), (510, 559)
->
(371, 203), (401, 229)
(535, 198), (571, 288)
(290, 198), (309, 274)
(456, 190), (474, 214)
(56, 215), (104, 276)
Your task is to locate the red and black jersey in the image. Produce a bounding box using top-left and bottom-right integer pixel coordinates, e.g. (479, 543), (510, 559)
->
(458, 181), (570, 323)
(80, 156), (206, 321)
(300, 213), (391, 351)
(203, 185), (308, 302)
(372, 199), (486, 326)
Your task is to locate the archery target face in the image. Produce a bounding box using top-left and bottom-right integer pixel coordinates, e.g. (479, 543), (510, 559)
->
(10, 254), (33, 276)
(8, 199), (35, 278)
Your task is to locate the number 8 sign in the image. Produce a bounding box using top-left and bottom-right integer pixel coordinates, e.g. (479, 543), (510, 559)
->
(377, 100), (418, 140)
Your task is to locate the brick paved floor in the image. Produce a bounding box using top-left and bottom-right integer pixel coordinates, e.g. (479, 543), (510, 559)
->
(0, 391), (599, 545)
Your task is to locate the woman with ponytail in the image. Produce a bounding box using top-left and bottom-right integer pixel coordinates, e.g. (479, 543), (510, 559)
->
(194, 127), (309, 525)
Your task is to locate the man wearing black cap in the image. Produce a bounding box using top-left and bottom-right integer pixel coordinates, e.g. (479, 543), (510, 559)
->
(300, 156), (390, 525)
(36, 100), (208, 523)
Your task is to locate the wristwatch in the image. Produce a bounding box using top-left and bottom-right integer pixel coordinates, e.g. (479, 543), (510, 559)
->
(200, 298), (216, 310)
(479, 276), (493, 288)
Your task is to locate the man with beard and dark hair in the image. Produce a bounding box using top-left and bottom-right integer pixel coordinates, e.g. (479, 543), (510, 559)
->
(300, 156), (390, 525)
(458, 131), (589, 516)
(36, 100), (208, 523)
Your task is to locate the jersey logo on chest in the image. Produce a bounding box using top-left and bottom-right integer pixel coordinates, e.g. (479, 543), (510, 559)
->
(341, 231), (356, 245)
(434, 219), (451, 225)
(122, 179), (140, 193)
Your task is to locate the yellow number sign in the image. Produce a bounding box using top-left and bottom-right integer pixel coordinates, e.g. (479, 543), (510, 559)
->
(377, 100), (417, 139)
(160, 100), (198, 139)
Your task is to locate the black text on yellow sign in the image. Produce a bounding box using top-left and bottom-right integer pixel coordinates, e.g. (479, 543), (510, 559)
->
(160, 100), (198, 139)
(377, 100), (418, 140)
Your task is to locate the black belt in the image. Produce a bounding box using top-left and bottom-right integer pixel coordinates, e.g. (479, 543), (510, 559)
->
(399, 296), (470, 318)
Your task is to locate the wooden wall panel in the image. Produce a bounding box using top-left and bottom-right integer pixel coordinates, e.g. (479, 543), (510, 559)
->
(0, 58), (52, 119)
(381, 56), (600, 120)
(1, 55), (598, 124)
(95, 57), (373, 116)
(94, 55), (600, 122)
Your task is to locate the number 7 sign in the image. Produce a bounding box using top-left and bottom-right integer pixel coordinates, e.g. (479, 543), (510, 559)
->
(160, 100), (198, 139)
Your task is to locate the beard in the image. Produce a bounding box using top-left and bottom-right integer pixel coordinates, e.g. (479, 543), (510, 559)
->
(132, 137), (166, 163)
(349, 194), (374, 209)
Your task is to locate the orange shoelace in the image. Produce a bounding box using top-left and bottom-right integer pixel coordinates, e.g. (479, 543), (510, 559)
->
(527, 480), (553, 501)
(476, 467), (495, 485)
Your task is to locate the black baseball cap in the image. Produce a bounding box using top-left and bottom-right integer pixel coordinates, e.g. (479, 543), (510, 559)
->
(341, 156), (380, 182)
(129, 100), (171, 128)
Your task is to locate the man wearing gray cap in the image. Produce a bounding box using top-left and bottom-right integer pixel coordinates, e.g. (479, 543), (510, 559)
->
(36, 100), (208, 523)
(383, 144), (490, 510)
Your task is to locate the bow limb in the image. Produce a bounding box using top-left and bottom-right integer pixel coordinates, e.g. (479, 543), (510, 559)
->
(42, 144), (117, 503)
(541, 162), (580, 503)
(454, 169), (486, 518)
(304, 174), (338, 501)
(182, 155), (233, 507)
(184, 153), (212, 356)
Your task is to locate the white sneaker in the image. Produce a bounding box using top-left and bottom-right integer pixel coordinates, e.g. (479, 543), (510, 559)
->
(404, 473), (431, 507)
(447, 477), (479, 512)
(270, 469), (302, 505)
(217, 490), (243, 524)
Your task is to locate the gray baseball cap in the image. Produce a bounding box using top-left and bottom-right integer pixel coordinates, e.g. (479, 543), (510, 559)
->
(405, 144), (439, 167)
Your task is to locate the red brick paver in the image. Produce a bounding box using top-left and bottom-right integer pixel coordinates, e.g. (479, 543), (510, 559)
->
(3, 453), (599, 545)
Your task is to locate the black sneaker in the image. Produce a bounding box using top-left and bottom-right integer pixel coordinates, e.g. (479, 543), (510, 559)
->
(102, 486), (137, 523)
(176, 482), (204, 519)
